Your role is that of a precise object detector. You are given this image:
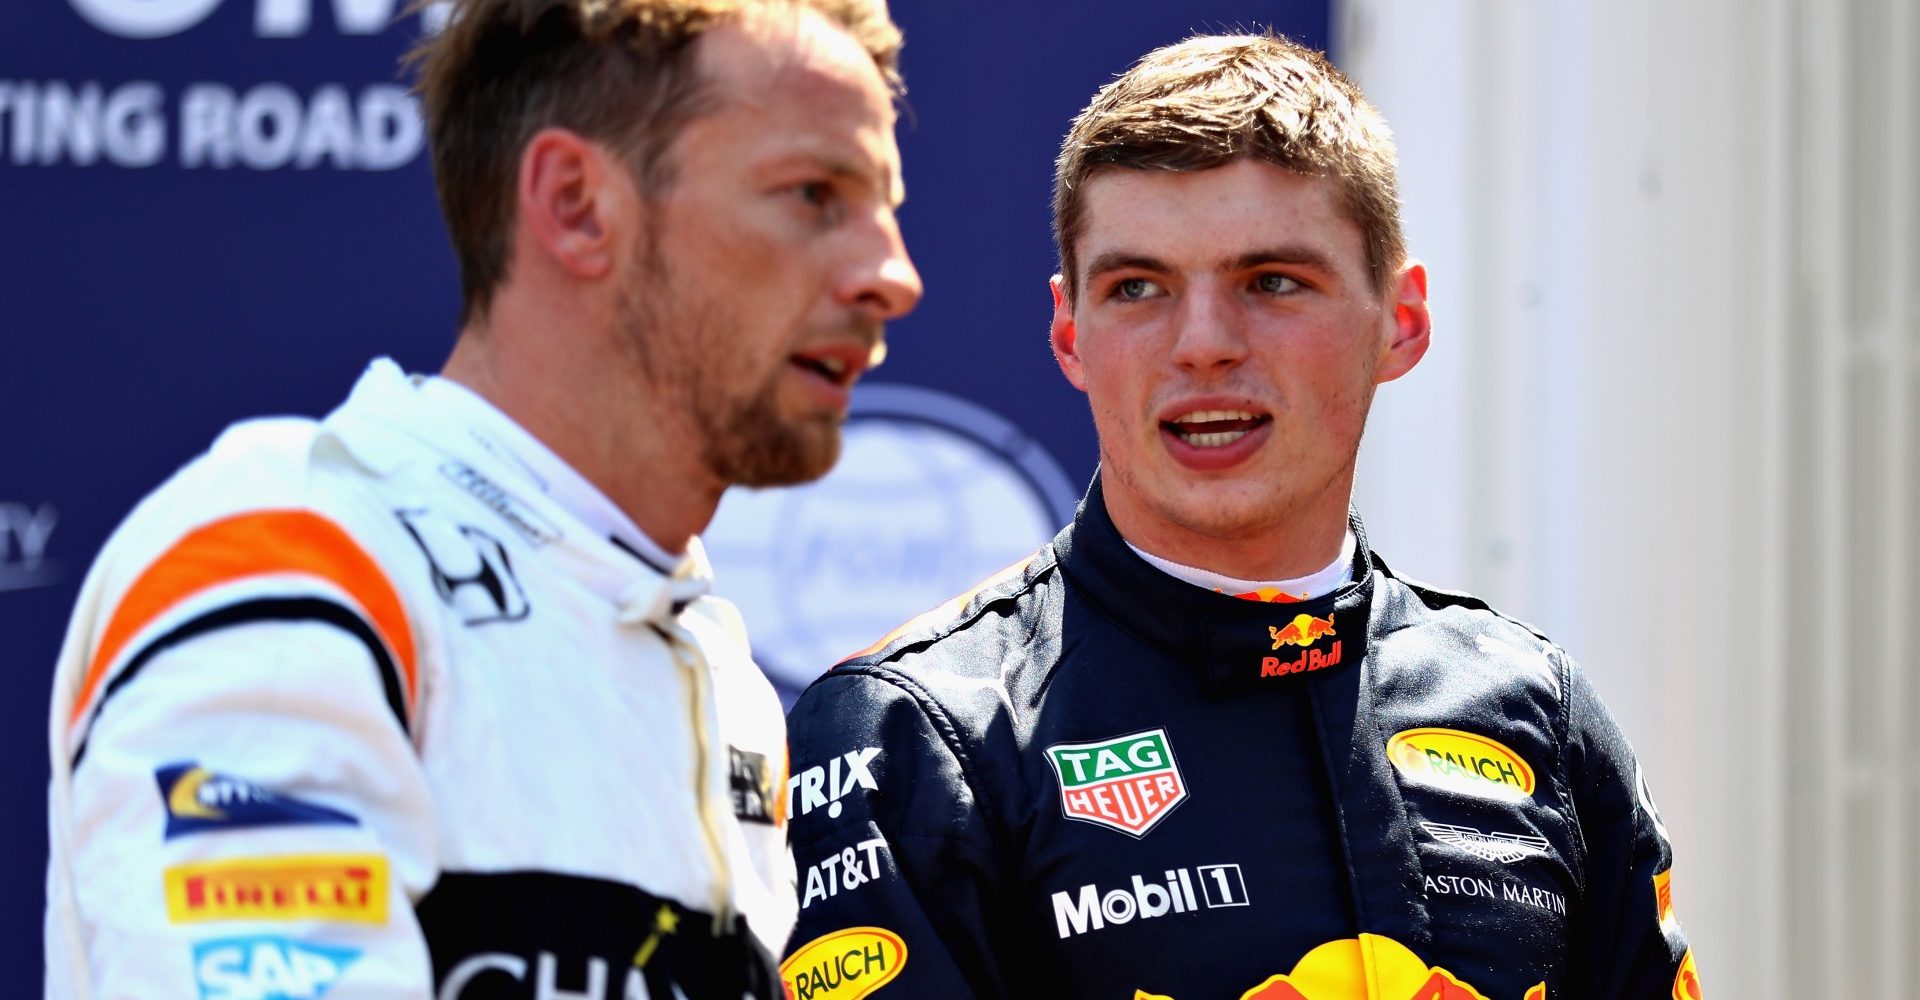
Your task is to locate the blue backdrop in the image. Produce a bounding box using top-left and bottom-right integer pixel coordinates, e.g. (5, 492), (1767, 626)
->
(1, 0), (1328, 975)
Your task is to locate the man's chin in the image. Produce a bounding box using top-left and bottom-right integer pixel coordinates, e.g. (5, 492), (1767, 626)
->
(707, 420), (843, 488)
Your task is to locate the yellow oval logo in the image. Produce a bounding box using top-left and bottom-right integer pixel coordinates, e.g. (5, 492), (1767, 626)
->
(781, 926), (907, 1000)
(1386, 728), (1536, 801)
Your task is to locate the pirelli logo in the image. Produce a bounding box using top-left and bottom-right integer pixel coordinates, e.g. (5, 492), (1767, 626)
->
(164, 853), (389, 925)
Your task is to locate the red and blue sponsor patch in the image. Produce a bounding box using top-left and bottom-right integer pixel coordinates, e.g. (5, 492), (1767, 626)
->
(156, 763), (358, 840)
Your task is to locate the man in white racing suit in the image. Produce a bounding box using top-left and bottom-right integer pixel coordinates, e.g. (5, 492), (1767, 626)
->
(44, 0), (921, 995)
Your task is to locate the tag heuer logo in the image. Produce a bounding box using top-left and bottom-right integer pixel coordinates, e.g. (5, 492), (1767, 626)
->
(1046, 728), (1187, 837)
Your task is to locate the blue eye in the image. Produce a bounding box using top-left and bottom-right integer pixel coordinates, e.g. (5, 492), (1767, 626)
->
(1115, 278), (1160, 300)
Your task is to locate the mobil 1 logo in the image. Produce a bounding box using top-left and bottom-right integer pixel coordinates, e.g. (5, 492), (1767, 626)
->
(1051, 863), (1249, 939)
(1045, 728), (1187, 838)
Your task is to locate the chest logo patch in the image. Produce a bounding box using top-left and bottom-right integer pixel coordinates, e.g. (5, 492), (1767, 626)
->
(1387, 728), (1536, 802)
(1046, 728), (1187, 838)
(1420, 821), (1550, 864)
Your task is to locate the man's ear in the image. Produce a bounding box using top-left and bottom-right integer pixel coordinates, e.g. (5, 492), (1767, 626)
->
(1375, 260), (1431, 384)
(516, 127), (624, 280)
(1050, 274), (1088, 392)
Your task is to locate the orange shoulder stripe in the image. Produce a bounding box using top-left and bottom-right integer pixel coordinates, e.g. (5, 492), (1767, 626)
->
(69, 509), (417, 730)
(845, 554), (1037, 662)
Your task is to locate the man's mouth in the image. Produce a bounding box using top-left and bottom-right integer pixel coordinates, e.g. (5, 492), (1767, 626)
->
(791, 353), (853, 385)
(788, 345), (869, 389)
(1161, 409), (1272, 448)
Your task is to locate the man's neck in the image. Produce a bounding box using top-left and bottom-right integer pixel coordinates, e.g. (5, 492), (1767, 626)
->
(440, 312), (724, 556)
(1100, 475), (1353, 582)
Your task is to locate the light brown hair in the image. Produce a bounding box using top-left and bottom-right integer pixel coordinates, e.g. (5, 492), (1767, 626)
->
(1052, 32), (1404, 300)
(410, 0), (902, 324)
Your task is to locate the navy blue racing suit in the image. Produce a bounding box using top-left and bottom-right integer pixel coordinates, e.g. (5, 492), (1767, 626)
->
(781, 478), (1699, 1000)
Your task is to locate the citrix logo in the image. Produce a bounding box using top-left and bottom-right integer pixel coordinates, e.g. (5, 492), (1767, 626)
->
(67, 0), (448, 40)
(787, 747), (880, 820)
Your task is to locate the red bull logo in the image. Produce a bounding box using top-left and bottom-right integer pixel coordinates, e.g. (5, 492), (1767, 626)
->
(1133, 934), (1546, 1000)
(1270, 614), (1336, 649)
(1261, 614), (1342, 678)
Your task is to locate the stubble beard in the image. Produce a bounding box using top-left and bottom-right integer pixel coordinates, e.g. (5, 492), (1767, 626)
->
(616, 234), (845, 489)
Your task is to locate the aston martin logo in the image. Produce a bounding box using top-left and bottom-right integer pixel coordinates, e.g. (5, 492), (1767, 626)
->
(1420, 821), (1550, 864)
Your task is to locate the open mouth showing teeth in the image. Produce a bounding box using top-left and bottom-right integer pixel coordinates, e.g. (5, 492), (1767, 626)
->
(1162, 409), (1271, 448)
(792, 354), (852, 386)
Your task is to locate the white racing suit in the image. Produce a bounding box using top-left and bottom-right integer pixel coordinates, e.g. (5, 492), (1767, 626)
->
(46, 358), (795, 999)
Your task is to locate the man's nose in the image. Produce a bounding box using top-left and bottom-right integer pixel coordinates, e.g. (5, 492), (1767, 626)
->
(839, 209), (922, 322)
(1169, 284), (1248, 372)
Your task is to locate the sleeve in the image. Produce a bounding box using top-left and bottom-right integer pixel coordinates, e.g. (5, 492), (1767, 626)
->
(46, 509), (439, 999)
(1562, 660), (1702, 999)
(780, 667), (1007, 1000)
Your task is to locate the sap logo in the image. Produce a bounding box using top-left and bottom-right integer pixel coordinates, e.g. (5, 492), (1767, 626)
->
(67, 0), (448, 39)
(158, 763), (358, 840)
(398, 509), (530, 625)
(801, 838), (887, 910)
(788, 747), (880, 820)
(193, 935), (359, 1000)
(438, 950), (661, 1000)
(1050, 864), (1247, 939)
(0, 501), (59, 593)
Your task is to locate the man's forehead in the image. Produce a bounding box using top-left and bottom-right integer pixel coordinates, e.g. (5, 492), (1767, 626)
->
(1075, 162), (1359, 269)
(690, 11), (902, 198)
(699, 8), (893, 118)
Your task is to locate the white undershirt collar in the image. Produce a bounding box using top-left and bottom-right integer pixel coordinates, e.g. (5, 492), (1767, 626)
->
(1127, 530), (1357, 602)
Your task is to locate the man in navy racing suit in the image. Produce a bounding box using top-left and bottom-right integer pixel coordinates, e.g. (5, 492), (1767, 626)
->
(780, 32), (1701, 1000)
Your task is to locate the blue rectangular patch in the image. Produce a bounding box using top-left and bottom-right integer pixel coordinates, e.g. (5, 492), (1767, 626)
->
(156, 762), (358, 840)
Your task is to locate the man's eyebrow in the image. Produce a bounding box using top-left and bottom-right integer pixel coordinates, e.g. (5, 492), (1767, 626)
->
(1227, 246), (1336, 272)
(1083, 251), (1170, 277)
(773, 151), (904, 208)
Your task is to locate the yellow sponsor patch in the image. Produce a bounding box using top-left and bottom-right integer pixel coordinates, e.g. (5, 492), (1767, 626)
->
(1671, 948), (1702, 1000)
(781, 927), (906, 1000)
(1237, 934), (1492, 1000)
(163, 853), (388, 925)
(1386, 728), (1536, 801)
(1142, 933), (1545, 999)
(1654, 867), (1678, 931)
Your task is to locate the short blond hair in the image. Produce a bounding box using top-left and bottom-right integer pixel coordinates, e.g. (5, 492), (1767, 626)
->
(410, 0), (902, 323)
(1053, 33), (1404, 299)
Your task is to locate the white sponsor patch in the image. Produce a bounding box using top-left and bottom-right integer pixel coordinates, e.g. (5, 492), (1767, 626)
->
(788, 747), (881, 820)
(1420, 821), (1550, 864)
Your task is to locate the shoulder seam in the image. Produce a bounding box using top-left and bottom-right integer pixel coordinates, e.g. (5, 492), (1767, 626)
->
(844, 549), (1056, 668)
(822, 663), (1008, 848)
(1385, 571), (1555, 645)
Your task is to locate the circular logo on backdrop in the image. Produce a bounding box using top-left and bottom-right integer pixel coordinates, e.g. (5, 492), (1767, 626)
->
(702, 384), (1079, 694)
